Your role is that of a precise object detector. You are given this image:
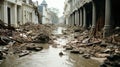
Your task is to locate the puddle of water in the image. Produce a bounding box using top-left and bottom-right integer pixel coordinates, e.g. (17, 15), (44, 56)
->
(0, 26), (101, 67)
(0, 45), (100, 67)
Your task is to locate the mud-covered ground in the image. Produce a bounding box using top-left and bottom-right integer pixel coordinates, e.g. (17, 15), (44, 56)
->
(0, 24), (120, 67)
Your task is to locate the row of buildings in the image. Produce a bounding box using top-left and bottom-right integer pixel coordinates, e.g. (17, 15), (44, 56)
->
(64, 0), (120, 37)
(0, 0), (56, 27)
(0, 0), (39, 27)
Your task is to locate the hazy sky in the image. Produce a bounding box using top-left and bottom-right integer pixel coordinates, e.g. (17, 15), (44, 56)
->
(32, 0), (65, 17)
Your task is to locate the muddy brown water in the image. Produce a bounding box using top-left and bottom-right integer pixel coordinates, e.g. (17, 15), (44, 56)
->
(0, 27), (101, 67)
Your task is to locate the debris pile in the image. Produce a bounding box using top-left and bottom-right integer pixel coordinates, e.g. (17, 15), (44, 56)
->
(63, 26), (120, 60)
(0, 22), (55, 59)
(12, 23), (53, 43)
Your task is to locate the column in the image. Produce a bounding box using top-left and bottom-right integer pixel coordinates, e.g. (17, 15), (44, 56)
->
(13, 4), (17, 27)
(68, 16), (69, 25)
(72, 14), (74, 26)
(76, 10), (79, 26)
(80, 9), (83, 27)
(68, 16), (71, 25)
(70, 15), (71, 25)
(83, 6), (86, 28)
(70, 15), (72, 25)
(75, 11), (77, 26)
(0, 5), (2, 20)
(65, 18), (67, 24)
(15, 4), (18, 27)
(104, 0), (111, 37)
(18, 6), (22, 25)
(74, 13), (75, 26)
(66, 16), (69, 25)
(72, 13), (75, 26)
(72, 13), (73, 25)
(92, 1), (96, 29)
(3, 1), (7, 24)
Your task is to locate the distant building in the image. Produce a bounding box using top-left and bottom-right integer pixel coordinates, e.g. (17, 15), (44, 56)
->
(59, 16), (65, 24)
(0, 0), (39, 27)
(63, 0), (71, 25)
(38, 0), (49, 24)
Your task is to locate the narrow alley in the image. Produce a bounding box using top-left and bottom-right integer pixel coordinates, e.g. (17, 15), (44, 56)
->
(0, 25), (101, 67)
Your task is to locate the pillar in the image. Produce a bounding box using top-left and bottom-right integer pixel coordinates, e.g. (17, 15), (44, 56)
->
(18, 6), (22, 25)
(71, 14), (74, 26)
(76, 10), (79, 26)
(80, 9), (83, 27)
(73, 13), (75, 26)
(69, 15), (72, 25)
(104, 0), (111, 37)
(12, 4), (17, 27)
(70, 15), (72, 25)
(92, 1), (96, 29)
(65, 18), (67, 24)
(83, 6), (86, 28)
(0, 4), (3, 20)
(68, 16), (69, 25)
(75, 11), (77, 26)
(3, 1), (7, 24)
(66, 16), (68, 25)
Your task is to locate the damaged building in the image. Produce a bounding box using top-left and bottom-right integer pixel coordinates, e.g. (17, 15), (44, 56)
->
(38, 0), (55, 24)
(64, 0), (120, 37)
(0, 0), (39, 27)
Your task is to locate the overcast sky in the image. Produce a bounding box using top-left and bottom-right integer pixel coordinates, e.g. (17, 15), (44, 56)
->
(32, 0), (65, 17)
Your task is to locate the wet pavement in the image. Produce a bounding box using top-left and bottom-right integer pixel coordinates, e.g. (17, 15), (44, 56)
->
(0, 26), (101, 67)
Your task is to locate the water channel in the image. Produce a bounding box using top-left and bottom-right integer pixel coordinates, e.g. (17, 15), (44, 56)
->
(0, 27), (101, 67)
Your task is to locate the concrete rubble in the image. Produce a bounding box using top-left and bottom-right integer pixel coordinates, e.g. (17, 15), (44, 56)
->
(63, 26), (120, 64)
(0, 23), (119, 66)
(0, 22), (55, 59)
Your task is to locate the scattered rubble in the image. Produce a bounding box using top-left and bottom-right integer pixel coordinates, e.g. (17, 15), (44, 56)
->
(0, 51), (4, 60)
(82, 54), (91, 59)
(0, 23), (119, 66)
(0, 23), (55, 58)
(59, 52), (64, 56)
(19, 50), (30, 57)
(70, 50), (80, 54)
(100, 53), (120, 67)
(33, 34), (50, 43)
(64, 25), (120, 62)
(26, 46), (43, 51)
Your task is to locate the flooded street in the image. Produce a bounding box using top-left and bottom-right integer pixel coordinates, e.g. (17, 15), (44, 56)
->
(0, 26), (101, 67)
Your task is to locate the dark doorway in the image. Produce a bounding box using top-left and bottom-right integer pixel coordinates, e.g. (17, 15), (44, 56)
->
(95, 0), (105, 31)
(86, 3), (92, 29)
(111, 0), (120, 28)
(7, 7), (11, 27)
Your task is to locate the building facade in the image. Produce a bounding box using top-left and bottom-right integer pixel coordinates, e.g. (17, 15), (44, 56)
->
(0, 0), (39, 27)
(38, 0), (51, 24)
(64, 0), (120, 37)
(22, 0), (39, 25)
